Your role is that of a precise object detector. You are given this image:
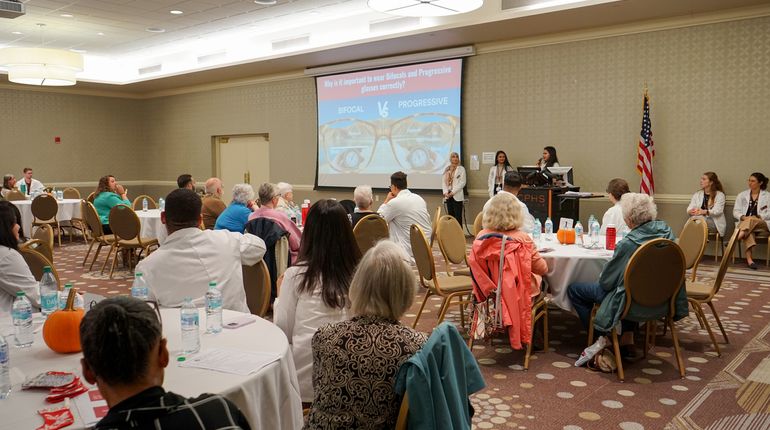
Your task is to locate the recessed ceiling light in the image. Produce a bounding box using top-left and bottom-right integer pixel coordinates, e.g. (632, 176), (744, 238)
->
(70, 48), (87, 53)
(170, 10), (183, 15)
(146, 27), (166, 33)
(11, 31), (23, 35)
(254, 0), (277, 5)
(60, 13), (74, 18)
(97, 32), (104, 36)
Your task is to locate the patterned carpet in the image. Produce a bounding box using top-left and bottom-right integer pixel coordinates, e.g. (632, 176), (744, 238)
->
(49, 240), (770, 430)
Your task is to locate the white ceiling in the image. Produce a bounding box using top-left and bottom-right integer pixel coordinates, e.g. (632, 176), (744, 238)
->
(1, 0), (769, 93)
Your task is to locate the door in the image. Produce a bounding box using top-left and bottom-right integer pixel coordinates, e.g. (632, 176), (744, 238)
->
(215, 134), (270, 204)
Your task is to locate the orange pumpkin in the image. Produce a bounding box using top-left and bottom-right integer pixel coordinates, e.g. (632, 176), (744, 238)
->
(43, 288), (84, 354)
(557, 228), (576, 244)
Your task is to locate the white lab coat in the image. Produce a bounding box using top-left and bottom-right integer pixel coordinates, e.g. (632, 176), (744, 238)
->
(0, 246), (40, 313)
(137, 227), (266, 313)
(687, 190), (727, 236)
(378, 189), (432, 259)
(488, 165), (513, 197)
(442, 165), (467, 202)
(16, 178), (44, 195)
(733, 189), (770, 223)
(600, 202), (628, 235)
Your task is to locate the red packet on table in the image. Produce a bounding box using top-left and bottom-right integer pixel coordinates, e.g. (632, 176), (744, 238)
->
(23, 372), (77, 390)
(47, 379), (88, 403)
(36, 405), (74, 430)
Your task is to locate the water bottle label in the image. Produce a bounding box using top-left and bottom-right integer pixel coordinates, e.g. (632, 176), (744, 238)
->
(0, 347), (8, 364)
(41, 293), (58, 311)
(13, 309), (31, 320)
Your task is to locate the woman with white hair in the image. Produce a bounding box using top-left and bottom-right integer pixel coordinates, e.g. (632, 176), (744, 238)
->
(567, 193), (687, 360)
(350, 185), (378, 228)
(468, 192), (548, 350)
(305, 240), (427, 428)
(214, 183), (255, 232)
(275, 182), (301, 222)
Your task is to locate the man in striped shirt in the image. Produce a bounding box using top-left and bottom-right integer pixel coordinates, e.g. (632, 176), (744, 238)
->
(80, 296), (251, 429)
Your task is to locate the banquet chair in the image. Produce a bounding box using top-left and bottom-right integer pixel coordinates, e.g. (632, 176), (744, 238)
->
(339, 199), (356, 216)
(62, 187), (81, 199)
(686, 229), (740, 355)
(132, 195), (158, 211)
(19, 247), (61, 287)
(587, 238), (686, 381)
(708, 231), (724, 262)
(5, 190), (25, 201)
(352, 214), (389, 256)
(104, 204), (159, 279)
(472, 212), (483, 236)
(275, 236), (289, 278)
(82, 201), (116, 270)
(429, 205), (441, 249)
(734, 230), (770, 266)
(242, 260), (271, 317)
(31, 194), (62, 247)
(678, 217), (708, 282)
(395, 393), (408, 430)
(86, 192), (96, 203)
(30, 225), (55, 263)
(410, 224), (473, 330)
(436, 215), (472, 277)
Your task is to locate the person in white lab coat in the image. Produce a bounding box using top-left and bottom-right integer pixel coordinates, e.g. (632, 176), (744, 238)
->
(487, 150), (513, 197)
(733, 172), (770, 270)
(137, 189), (266, 312)
(378, 171), (432, 260)
(600, 178), (630, 235)
(686, 171), (726, 236)
(17, 167), (44, 196)
(442, 152), (467, 227)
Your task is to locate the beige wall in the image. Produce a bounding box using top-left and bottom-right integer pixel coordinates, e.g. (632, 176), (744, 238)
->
(2, 14), (770, 247)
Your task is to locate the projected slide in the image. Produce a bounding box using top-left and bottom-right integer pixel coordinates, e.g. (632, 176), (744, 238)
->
(316, 58), (462, 189)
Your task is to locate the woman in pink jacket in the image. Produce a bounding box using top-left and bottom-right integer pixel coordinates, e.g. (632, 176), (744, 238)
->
(468, 192), (548, 350)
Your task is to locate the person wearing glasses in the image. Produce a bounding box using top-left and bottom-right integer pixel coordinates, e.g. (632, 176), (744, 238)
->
(733, 172), (770, 270)
(378, 171), (432, 261)
(80, 296), (252, 429)
(442, 152), (466, 226)
(488, 150), (513, 197)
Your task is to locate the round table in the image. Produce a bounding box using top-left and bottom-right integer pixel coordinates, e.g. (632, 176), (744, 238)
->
(537, 235), (615, 311)
(0, 308), (303, 429)
(11, 198), (82, 239)
(136, 209), (167, 244)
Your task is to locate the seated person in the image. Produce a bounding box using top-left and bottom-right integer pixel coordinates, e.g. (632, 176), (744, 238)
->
(93, 175), (130, 234)
(483, 171), (534, 233)
(201, 177), (227, 229)
(2, 174), (16, 199)
(18, 167), (45, 196)
(377, 171), (432, 260)
(733, 172), (770, 270)
(687, 171), (726, 237)
(275, 182), (301, 222)
(470, 192), (547, 349)
(600, 178), (630, 234)
(350, 185), (378, 228)
(567, 193), (687, 358)
(0, 202), (39, 312)
(215, 183), (256, 233)
(137, 189), (266, 312)
(249, 183), (302, 261)
(305, 240), (427, 429)
(273, 199), (361, 403)
(80, 296), (251, 429)
(177, 173), (195, 190)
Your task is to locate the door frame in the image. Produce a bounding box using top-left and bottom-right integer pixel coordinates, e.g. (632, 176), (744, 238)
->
(211, 133), (270, 180)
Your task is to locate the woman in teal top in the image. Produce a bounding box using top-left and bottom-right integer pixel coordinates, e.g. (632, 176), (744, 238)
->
(93, 175), (130, 234)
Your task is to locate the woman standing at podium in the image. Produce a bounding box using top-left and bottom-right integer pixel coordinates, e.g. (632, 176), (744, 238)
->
(488, 150), (513, 197)
(442, 152), (467, 226)
(537, 146), (560, 170)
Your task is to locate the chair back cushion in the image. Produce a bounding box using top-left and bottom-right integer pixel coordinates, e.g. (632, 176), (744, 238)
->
(87, 192), (96, 203)
(242, 261), (271, 317)
(62, 188), (81, 199)
(436, 215), (467, 265)
(84, 201), (104, 238)
(353, 214), (389, 256)
(472, 212), (483, 236)
(678, 218), (708, 270)
(32, 225), (54, 257)
(109, 204), (140, 241)
(624, 238), (685, 310)
(6, 190), (26, 201)
(410, 224), (435, 282)
(31, 194), (58, 221)
(20, 247), (54, 282)
(712, 229), (741, 295)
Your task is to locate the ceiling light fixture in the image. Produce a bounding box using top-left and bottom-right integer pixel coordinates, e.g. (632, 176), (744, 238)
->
(368, 0), (483, 17)
(254, 0), (278, 5)
(0, 47), (84, 86)
(146, 27), (166, 33)
(60, 13), (73, 18)
(170, 10), (183, 15)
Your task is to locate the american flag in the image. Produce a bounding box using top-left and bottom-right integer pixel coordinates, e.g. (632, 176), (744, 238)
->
(637, 91), (655, 195)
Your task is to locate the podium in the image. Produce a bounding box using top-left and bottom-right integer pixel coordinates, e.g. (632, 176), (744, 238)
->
(518, 187), (580, 231)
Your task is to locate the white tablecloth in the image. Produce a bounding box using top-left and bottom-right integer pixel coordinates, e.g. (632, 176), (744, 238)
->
(137, 209), (167, 244)
(538, 236), (615, 311)
(0, 309), (303, 430)
(11, 198), (81, 238)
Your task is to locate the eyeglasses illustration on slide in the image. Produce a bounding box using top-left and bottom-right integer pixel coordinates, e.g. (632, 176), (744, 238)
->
(319, 113), (459, 174)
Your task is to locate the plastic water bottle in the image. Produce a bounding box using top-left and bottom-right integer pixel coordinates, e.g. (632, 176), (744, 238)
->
(0, 335), (10, 399)
(142, 197), (148, 212)
(575, 221), (584, 246)
(544, 217), (554, 241)
(180, 298), (200, 354)
(12, 292), (33, 348)
(159, 198), (165, 211)
(59, 284), (72, 310)
(131, 272), (149, 301)
(590, 218), (601, 247)
(39, 266), (58, 317)
(205, 282), (223, 334)
(532, 218), (542, 244)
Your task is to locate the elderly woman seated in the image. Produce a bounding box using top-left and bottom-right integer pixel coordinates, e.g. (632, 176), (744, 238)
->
(275, 182), (301, 222)
(214, 183), (255, 233)
(305, 240), (427, 429)
(567, 193), (688, 359)
(350, 185), (378, 228)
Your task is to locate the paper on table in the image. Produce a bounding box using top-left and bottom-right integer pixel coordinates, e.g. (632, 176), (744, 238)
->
(73, 386), (109, 427)
(563, 191), (596, 197)
(179, 348), (281, 376)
